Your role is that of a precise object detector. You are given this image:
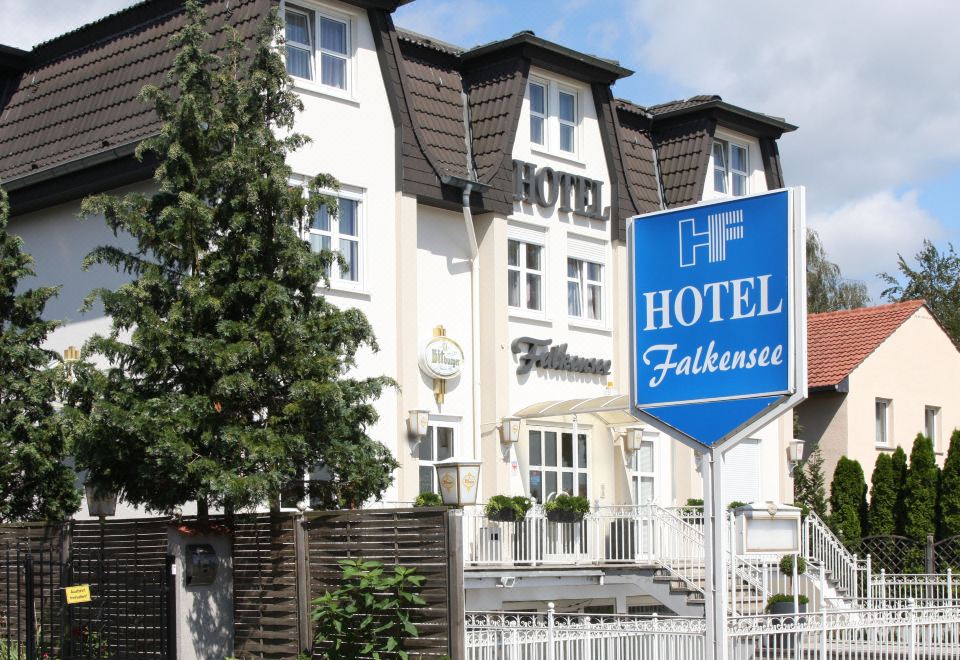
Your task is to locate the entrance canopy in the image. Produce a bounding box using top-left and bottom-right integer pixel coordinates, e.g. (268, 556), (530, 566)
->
(512, 394), (643, 426)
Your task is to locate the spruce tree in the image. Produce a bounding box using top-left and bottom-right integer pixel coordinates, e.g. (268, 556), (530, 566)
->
(0, 187), (80, 521)
(797, 445), (828, 519)
(829, 457), (868, 547)
(70, 2), (396, 517)
(904, 434), (939, 543)
(867, 452), (897, 536)
(891, 445), (908, 535)
(939, 430), (960, 538)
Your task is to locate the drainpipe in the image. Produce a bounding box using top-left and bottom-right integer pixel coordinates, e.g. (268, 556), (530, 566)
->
(442, 176), (487, 468)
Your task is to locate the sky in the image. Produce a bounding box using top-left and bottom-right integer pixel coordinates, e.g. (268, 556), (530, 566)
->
(2, 0), (958, 301)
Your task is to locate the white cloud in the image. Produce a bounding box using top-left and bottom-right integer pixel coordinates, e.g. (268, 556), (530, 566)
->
(0, 0), (138, 50)
(622, 0), (960, 211)
(810, 189), (947, 300)
(393, 0), (506, 48)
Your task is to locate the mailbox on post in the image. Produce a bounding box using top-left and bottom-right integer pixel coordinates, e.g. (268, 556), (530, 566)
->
(186, 544), (218, 586)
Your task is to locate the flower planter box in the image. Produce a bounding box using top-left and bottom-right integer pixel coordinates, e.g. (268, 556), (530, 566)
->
(487, 508), (524, 523)
(546, 509), (584, 524)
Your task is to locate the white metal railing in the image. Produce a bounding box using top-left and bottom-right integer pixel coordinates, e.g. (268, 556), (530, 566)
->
(802, 510), (866, 601)
(867, 569), (960, 607)
(466, 605), (707, 660)
(727, 601), (960, 659)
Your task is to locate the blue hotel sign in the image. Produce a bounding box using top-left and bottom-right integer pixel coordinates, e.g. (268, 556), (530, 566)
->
(628, 188), (807, 449)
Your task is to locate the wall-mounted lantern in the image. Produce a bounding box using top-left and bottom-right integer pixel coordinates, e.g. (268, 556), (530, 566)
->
(624, 427), (657, 453)
(434, 458), (481, 507)
(499, 416), (521, 445)
(787, 438), (805, 473)
(407, 409), (430, 438)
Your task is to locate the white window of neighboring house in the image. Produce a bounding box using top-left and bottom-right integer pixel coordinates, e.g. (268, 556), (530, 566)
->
(418, 421), (456, 494)
(308, 195), (362, 287)
(529, 82), (546, 146)
(284, 4), (350, 91)
(528, 79), (579, 156)
(713, 139), (749, 196)
(527, 428), (588, 503)
(876, 399), (891, 447)
(629, 439), (656, 505)
(508, 238), (544, 312)
(567, 258), (603, 321)
(926, 406), (940, 451)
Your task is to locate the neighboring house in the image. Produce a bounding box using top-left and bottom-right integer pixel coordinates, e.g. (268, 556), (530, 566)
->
(797, 300), (960, 484)
(0, 0), (797, 613)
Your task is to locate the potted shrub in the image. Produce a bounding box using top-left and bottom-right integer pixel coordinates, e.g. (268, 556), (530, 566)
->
(414, 492), (443, 507)
(766, 593), (809, 615)
(544, 494), (590, 523)
(779, 554), (807, 576)
(484, 495), (532, 523)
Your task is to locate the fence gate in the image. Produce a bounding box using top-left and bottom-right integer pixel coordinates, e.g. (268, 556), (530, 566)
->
(1, 541), (173, 659)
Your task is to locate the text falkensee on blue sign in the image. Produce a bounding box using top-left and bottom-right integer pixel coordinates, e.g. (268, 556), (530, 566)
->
(630, 190), (795, 409)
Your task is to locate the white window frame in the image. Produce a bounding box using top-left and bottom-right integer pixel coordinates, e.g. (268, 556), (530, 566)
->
(628, 440), (656, 506)
(528, 81), (547, 147)
(567, 257), (603, 322)
(875, 398), (891, 447)
(926, 405), (941, 452)
(282, 2), (355, 99)
(526, 426), (589, 504)
(527, 76), (581, 159)
(712, 138), (749, 197)
(297, 181), (366, 292)
(418, 419), (458, 495)
(508, 237), (545, 316)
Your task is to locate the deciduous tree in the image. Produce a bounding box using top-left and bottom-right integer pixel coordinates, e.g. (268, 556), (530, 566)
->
(881, 240), (960, 345)
(807, 229), (869, 313)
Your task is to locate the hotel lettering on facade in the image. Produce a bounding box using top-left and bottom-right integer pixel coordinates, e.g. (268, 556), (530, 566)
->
(0, 2), (797, 536)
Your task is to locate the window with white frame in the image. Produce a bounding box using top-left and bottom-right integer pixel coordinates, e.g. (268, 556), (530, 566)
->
(926, 406), (940, 451)
(567, 258), (602, 321)
(308, 196), (361, 286)
(628, 440), (655, 505)
(875, 399), (891, 447)
(529, 82), (546, 146)
(508, 239), (543, 312)
(284, 4), (350, 91)
(713, 139), (748, 196)
(418, 421), (456, 494)
(527, 428), (588, 503)
(527, 79), (579, 156)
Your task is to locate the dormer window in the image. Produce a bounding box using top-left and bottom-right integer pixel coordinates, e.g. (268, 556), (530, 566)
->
(713, 139), (748, 196)
(284, 4), (351, 92)
(528, 78), (579, 157)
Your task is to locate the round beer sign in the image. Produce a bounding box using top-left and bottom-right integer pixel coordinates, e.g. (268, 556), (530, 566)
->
(420, 336), (465, 380)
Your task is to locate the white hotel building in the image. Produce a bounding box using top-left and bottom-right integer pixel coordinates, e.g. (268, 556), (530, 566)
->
(1, 0), (798, 613)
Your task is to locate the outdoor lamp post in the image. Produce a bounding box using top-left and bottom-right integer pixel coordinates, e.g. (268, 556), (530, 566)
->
(434, 458), (481, 507)
(85, 484), (118, 587)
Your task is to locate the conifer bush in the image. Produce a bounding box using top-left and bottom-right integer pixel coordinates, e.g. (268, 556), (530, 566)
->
(891, 445), (908, 535)
(867, 453), (897, 536)
(938, 430), (960, 538)
(904, 434), (939, 543)
(828, 457), (867, 546)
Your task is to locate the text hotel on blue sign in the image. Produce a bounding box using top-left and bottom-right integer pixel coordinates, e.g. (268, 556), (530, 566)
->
(630, 190), (793, 409)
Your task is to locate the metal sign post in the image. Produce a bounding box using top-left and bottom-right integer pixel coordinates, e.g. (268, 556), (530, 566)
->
(628, 188), (807, 659)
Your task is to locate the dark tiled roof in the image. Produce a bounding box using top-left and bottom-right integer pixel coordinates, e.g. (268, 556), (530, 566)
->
(653, 117), (715, 207)
(647, 94), (721, 116)
(466, 58), (527, 184)
(808, 301), (926, 389)
(615, 108), (661, 214)
(399, 42), (470, 179)
(0, 0), (267, 183)
(395, 28), (463, 56)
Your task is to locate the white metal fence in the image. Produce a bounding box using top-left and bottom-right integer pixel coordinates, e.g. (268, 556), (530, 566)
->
(466, 603), (960, 660)
(728, 602), (960, 659)
(466, 606), (706, 660)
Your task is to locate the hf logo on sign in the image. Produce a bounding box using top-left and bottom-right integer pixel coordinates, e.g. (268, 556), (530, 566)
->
(679, 209), (745, 267)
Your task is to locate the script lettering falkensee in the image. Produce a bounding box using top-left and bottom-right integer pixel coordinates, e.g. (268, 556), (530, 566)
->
(640, 274), (785, 388)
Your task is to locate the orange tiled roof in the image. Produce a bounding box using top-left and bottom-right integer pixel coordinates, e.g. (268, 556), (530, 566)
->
(807, 300), (926, 389)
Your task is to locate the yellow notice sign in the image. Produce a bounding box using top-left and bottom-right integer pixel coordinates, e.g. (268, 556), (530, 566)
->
(64, 584), (92, 604)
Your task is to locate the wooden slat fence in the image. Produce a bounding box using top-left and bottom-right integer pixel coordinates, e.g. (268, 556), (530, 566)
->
(231, 512), (302, 660)
(303, 507), (460, 659)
